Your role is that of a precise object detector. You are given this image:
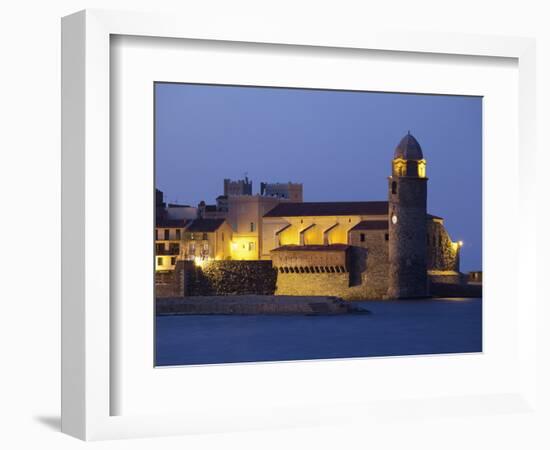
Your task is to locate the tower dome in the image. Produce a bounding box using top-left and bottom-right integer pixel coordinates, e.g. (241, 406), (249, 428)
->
(394, 132), (423, 160)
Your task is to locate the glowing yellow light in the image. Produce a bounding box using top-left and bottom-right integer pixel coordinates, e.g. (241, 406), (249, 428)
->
(458, 240), (464, 247)
(230, 242), (238, 251)
(418, 160), (426, 178)
(194, 257), (207, 268)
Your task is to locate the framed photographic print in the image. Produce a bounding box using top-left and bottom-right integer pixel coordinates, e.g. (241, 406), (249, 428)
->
(62, 9), (538, 441)
(153, 83), (482, 367)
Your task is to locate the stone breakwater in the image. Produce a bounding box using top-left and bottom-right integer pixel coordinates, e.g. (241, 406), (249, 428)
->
(156, 295), (370, 316)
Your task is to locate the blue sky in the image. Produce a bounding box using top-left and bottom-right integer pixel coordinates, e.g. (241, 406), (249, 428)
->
(155, 83), (482, 271)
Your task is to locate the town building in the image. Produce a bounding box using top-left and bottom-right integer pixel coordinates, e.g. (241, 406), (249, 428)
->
(156, 188), (167, 222)
(165, 203), (198, 221)
(198, 200), (227, 219)
(260, 181), (303, 202)
(223, 176), (252, 196)
(225, 195), (284, 260)
(155, 216), (233, 271)
(155, 218), (188, 272)
(181, 218), (233, 262)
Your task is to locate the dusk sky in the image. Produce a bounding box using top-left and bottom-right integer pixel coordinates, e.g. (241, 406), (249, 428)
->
(155, 83), (482, 272)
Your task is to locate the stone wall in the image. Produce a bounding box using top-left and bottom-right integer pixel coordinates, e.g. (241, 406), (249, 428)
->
(274, 243), (388, 300)
(271, 243), (388, 300)
(155, 248), (389, 300)
(275, 271), (386, 300)
(427, 220), (459, 271)
(184, 260), (277, 296)
(155, 270), (183, 298)
(428, 271), (465, 285)
(358, 231), (389, 297)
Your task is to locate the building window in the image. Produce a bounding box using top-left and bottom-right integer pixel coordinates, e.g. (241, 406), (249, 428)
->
(175, 229), (181, 240)
(418, 161), (426, 178)
(391, 181), (397, 195)
(170, 257), (176, 265)
(157, 256), (163, 266)
(385, 233), (389, 241)
(360, 233), (366, 242)
(221, 232), (224, 242)
(164, 229), (169, 240)
(250, 222), (255, 232)
(249, 242), (255, 251)
(202, 233), (208, 241)
(155, 229), (159, 240)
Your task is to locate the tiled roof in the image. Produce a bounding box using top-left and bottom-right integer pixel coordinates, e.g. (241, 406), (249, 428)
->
(349, 220), (388, 231)
(184, 218), (226, 232)
(156, 218), (188, 228)
(263, 201), (389, 218)
(271, 244), (350, 252)
(167, 203), (192, 208)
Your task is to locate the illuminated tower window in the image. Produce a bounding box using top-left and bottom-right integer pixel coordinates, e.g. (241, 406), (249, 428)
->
(418, 160), (427, 178)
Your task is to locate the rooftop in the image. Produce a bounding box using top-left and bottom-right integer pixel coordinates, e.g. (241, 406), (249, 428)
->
(156, 218), (188, 228)
(167, 203), (192, 208)
(349, 220), (388, 231)
(264, 201), (389, 218)
(185, 218), (226, 232)
(272, 244), (350, 252)
(394, 132), (424, 160)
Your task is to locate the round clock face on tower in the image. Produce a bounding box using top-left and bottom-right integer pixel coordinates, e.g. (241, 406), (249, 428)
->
(391, 214), (398, 224)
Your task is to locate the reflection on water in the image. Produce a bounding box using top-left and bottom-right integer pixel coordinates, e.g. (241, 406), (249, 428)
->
(155, 297), (482, 366)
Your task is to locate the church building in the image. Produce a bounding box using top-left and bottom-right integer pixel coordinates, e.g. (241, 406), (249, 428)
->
(264, 133), (462, 299)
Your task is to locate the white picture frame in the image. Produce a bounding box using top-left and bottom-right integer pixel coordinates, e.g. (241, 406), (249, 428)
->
(61, 9), (538, 441)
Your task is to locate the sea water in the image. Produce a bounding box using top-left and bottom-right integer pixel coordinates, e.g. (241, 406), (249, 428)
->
(155, 297), (482, 366)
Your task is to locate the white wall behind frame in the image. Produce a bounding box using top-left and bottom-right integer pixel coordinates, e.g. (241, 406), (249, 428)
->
(1, 0), (547, 448)
(111, 35), (519, 416)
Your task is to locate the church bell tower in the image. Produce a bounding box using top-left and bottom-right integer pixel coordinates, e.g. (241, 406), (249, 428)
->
(387, 132), (428, 299)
